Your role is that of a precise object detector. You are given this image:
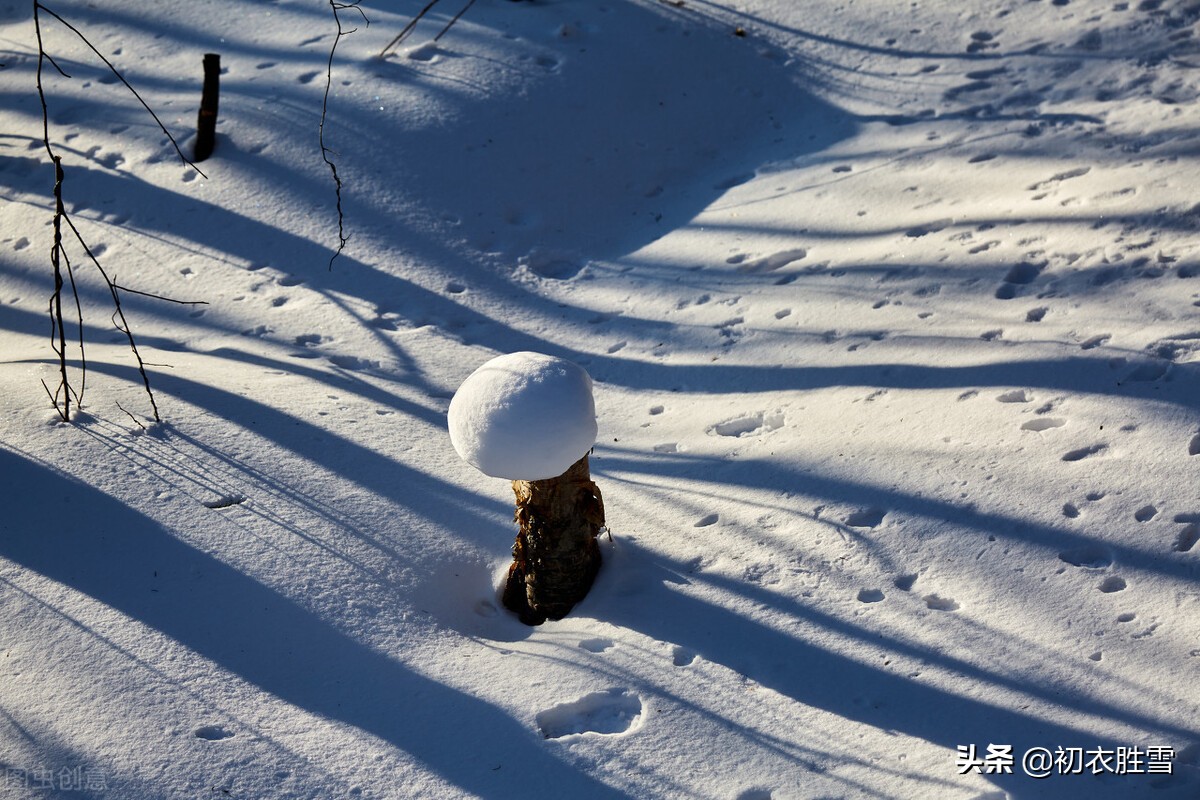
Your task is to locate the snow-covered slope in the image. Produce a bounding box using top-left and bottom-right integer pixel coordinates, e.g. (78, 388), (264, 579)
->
(1, 0), (1198, 797)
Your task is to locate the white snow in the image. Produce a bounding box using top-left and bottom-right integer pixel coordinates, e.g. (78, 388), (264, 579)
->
(2, 0), (1200, 798)
(448, 351), (596, 480)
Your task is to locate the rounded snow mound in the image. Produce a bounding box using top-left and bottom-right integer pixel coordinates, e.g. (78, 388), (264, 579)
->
(448, 352), (597, 481)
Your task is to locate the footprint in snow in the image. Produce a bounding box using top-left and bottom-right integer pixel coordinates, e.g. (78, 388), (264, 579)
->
(328, 355), (381, 372)
(735, 790), (774, 800)
(857, 588), (885, 603)
(844, 507), (886, 529)
(1027, 167), (1090, 192)
(1058, 544), (1112, 568)
(672, 646), (696, 667)
(1021, 418), (1066, 432)
(194, 725), (235, 741)
(1062, 444), (1106, 462)
(536, 689), (643, 739)
(709, 411), (784, 438)
(923, 594), (960, 612)
(738, 248), (807, 273)
(1174, 519), (1200, 553)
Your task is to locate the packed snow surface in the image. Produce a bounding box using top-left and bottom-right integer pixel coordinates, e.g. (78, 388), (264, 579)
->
(1, 0), (1199, 798)
(448, 351), (596, 480)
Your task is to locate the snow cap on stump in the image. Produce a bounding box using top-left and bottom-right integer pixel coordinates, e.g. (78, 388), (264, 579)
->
(448, 351), (597, 481)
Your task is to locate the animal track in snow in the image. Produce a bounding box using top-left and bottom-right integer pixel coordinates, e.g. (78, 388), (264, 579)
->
(1135, 505), (1158, 522)
(995, 261), (1045, 299)
(1174, 519), (1199, 553)
(328, 355), (380, 372)
(709, 411), (784, 437)
(1028, 167), (1090, 192)
(857, 588), (885, 603)
(203, 495), (246, 510)
(1026, 307), (1048, 322)
(536, 689), (643, 739)
(1021, 417), (1066, 432)
(578, 638), (613, 653)
(194, 725), (234, 741)
(996, 389), (1032, 403)
(1062, 443), (1106, 462)
(1080, 334), (1110, 350)
(1058, 544), (1112, 568)
(735, 789), (774, 800)
(893, 574), (918, 591)
(672, 646), (696, 666)
(923, 594), (960, 611)
(844, 507), (886, 528)
(1191, 434), (1200, 456)
(694, 513), (719, 528)
(905, 218), (953, 238)
(1098, 576), (1127, 593)
(738, 248), (807, 273)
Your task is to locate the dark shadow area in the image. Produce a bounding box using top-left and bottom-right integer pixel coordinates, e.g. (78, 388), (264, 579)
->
(0, 445), (629, 798)
(593, 537), (1199, 799)
(371, 0), (856, 265)
(596, 448), (1200, 588)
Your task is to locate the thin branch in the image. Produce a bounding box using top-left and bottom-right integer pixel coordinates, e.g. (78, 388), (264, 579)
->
(35, 2), (206, 179)
(33, 0), (213, 423)
(60, 211), (161, 422)
(49, 156), (69, 420)
(115, 401), (148, 432)
(58, 234), (86, 407)
(380, 0), (442, 58)
(434, 0), (478, 43)
(321, 0), (367, 270)
(111, 282), (208, 305)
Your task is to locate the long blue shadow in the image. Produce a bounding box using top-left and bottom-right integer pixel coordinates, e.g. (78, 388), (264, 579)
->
(597, 539), (1198, 799)
(0, 446), (628, 798)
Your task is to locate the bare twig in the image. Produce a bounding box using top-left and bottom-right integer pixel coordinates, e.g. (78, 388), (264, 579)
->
(321, 0), (367, 270)
(33, 0), (209, 423)
(111, 282), (208, 306)
(380, 0), (441, 58)
(35, 2), (206, 178)
(434, 0), (479, 43)
(115, 401), (148, 432)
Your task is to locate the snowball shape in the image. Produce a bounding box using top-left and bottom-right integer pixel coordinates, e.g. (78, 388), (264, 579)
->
(448, 352), (597, 480)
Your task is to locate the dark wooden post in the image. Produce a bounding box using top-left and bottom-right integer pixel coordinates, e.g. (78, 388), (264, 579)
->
(502, 454), (604, 625)
(193, 53), (220, 162)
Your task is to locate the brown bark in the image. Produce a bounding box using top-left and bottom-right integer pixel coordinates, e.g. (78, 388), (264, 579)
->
(194, 53), (220, 162)
(502, 454), (604, 625)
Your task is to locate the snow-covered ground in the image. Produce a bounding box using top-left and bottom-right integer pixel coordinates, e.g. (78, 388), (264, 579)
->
(2, 0), (1199, 797)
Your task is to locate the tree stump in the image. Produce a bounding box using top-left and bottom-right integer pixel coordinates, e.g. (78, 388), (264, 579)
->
(502, 453), (603, 625)
(193, 53), (220, 162)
